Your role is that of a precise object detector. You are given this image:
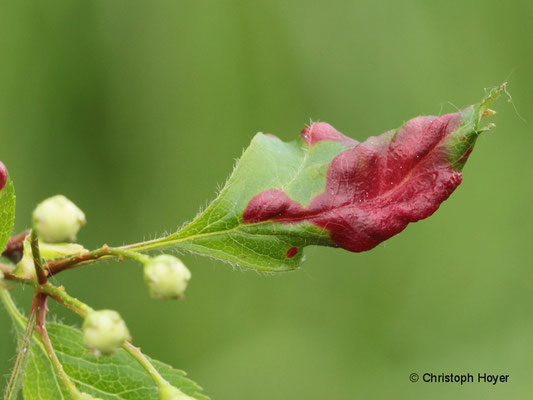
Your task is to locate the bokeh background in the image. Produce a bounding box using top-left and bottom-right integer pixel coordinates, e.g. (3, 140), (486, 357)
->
(1, 1), (532, 399)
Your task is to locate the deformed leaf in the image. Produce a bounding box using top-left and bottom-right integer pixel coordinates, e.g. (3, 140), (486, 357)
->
(21, 322), (209, 400)
(149, 86), (504, 272)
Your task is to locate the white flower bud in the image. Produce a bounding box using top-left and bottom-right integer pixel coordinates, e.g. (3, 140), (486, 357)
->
(32, 195), (86, 243)
(143, 255), (191, 300)
(82, 310), (130, 355)
(159, 383), (195, 400)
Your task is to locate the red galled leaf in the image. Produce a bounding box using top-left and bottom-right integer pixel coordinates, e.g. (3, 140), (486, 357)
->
(243, 86), (503, 252)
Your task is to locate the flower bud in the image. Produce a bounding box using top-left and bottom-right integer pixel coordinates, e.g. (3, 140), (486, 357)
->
(82, 310), (130, 355)
(0, 161), (7, 191)
(32, 195), (86, 243)
(143, 255), (191, 300)
(159, 383), (195, 400)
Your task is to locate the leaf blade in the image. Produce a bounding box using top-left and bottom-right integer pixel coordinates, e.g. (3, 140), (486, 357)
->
(21, 322), (209, 400)
(0, 178), (16, 253)
(147, 88), (504, 271)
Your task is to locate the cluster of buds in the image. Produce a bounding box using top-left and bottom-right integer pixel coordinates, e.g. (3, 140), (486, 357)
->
(26, 191), (192, 373)
(1, 167), (198, 400)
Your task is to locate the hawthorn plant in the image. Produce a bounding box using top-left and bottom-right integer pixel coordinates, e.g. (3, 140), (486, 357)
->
(0, 85), (504, 399)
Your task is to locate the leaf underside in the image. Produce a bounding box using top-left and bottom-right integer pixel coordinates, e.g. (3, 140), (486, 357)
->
(158, 86), (504, 272)
(20, 322), (209, 400)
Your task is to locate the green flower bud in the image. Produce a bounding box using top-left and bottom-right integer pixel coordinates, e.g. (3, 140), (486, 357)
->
(143, 255), (191, 300)
(82, 310), (130, 355)
(159, 383), (195, 400)
(32, 195), (86, 243)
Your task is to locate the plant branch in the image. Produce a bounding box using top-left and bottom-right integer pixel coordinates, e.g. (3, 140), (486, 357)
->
(34, 292), (87, 399)
(1, 285), (93, 399)
(121, 342), (165, 385)
(41, 283), (93, 316)
(47, 244), (150, 276)
(45, 219), (272, 276)
(1, 270), (33, 285)
(29, 231), (47, 284)
(123, 342), (195, 399)
(42, 283), (193, 399)
(1, 230), (30, 258)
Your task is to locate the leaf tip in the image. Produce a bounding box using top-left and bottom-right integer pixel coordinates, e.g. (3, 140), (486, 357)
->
(478, 82), (507, 120)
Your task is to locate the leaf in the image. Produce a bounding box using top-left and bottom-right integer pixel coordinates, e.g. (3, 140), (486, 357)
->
(146, 86), (504, 272)
(0, 284), (37, 400)
(3, 306), (37, 400)
(0, 177), (16, 253)
(21, 322), (209, 400)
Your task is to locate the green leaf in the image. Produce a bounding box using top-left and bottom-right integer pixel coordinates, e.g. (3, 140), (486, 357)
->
(145, 136), (346, 272)
(0, 285), (37, 400)
(0, 178), (16, 253)
(21, 322), (209, 400)
(132, 87), (502, 272)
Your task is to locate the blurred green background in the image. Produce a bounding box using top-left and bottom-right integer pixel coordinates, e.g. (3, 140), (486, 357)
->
(1, 1), (532, 399)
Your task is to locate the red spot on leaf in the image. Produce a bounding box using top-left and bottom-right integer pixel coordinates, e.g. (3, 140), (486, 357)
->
(0, 161), (6, 191)
(243, 112), (468, 252)
(286, 247), (298, 258)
